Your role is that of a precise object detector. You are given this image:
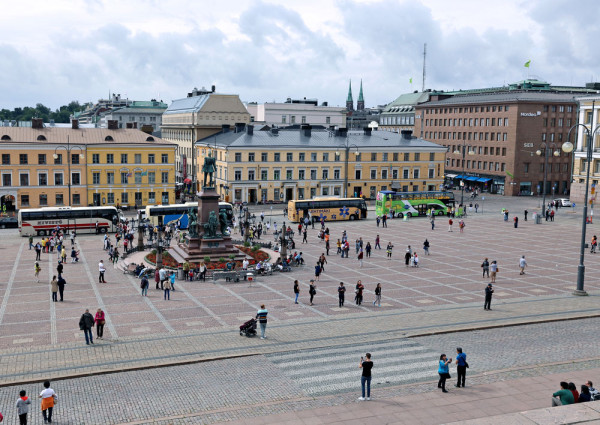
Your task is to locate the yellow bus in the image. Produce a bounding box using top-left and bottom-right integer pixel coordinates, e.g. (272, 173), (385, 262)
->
(288, 197), (368, 223)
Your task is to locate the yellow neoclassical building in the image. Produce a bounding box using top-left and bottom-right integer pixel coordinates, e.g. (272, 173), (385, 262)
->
(195, 124), (447, 204)
(0, 119), (176, 210)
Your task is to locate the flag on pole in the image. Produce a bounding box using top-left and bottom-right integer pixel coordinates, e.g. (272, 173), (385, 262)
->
(524, 60), (531, 68)
(409, 77), (413, 84)
(506, 170), (514, 178)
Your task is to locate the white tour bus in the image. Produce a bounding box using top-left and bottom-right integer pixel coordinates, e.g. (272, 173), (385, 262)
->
(19, 206), (122, 236)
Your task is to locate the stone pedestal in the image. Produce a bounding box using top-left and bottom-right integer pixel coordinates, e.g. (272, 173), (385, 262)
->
(168, 187), (247, 264)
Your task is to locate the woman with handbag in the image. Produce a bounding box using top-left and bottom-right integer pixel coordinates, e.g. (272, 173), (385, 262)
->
(438, 354), (452, 393)
(94, 308), (105, 340)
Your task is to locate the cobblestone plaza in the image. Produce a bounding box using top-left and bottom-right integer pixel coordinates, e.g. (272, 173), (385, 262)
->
(0, 194), (599, 423)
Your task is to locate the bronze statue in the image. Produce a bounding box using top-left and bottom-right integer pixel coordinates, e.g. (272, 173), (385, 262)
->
(188, 208), (198, 238)
(203, 210), (219, 238)
(202, 152), (217, 188)
(219, 211), (229, 235)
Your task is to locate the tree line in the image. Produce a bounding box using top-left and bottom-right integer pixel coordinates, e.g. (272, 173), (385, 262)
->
(0, 101), (88, 124)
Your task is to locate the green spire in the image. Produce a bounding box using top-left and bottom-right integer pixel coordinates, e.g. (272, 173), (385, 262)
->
(358, 79), (364, 102)
(347, 79), (353, 102)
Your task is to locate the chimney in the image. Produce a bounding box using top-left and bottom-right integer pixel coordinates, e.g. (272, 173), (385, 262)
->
(126, 123), (133, 129)
(401, 130), (413, 140)
(363, 127), (372, 136)
(211, 85), (216, 93)
(337, 127), (348, 137)
(222, 124), (230, 133)
(71, 119), (79, 129)
(246, 124), (254, 136)
(32, 118), (43, 129)
(271, 128), (279, 135)
(108, 120), (118, 130)
(302, 124), (311, 137)
(234, 122), (245, 133)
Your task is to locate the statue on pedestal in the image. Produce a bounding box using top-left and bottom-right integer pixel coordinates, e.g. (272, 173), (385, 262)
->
(202, 152), (217, 188)
(188, 208), (198, 238)
(203, 211), (219, 238)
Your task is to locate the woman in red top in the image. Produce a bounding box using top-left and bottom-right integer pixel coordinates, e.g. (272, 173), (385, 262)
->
(94, 308), (105, 340)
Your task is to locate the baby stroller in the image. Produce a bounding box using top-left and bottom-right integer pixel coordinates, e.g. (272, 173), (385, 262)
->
(239, 318), (257, 337)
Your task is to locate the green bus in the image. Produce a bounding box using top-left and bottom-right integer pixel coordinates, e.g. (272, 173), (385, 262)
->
(375, 191), (455, 218)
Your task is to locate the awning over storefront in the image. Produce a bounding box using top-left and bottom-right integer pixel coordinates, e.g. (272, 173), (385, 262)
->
(445, 174), (457, 178)
(465, 176), (479, 181)
(455, 175), (465, 179)
(476, 177), (492, 182)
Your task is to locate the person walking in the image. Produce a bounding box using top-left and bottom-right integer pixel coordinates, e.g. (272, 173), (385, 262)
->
(382, 214), (387, 228)
(431, 216), (435, 230)
(519, 255), (527, 275)
(57, 276), (66, 302)
(293, 280), (300, 304)
(514, 216), (519, 228)
(524, 209), (528, 221)
(256, 304), (268, 339)
(413, 252), (419, 267)
(34, 262), (41, 283)
(448, 218), (453, 232)
(314, 262), (321, 282)
(309, 280), (316, 305)
(481, 258), (490, 278)
(365, 242), (372, 258)
(169, 271), (176, 292)
(373, 283), (382, 307)
(358, 248), (364, 268)
(455, 347), (468, 388)
(39, 380), (57, 424)
(98, 260), (106, 283)
(302, 228), (307, 243)
(140, 275), (149, 296)
(591, 235), (598, 253)
(438, 354), (452, 393)
(17, 389), (32, 425)
(94, 308), (105, 340)
(50, 276), (58, 302)
(355, 280), (364, 306)
(338, 282), (346, 307)
(358, 353), (374, 401)
(423, 239), (430, 255)
(79, 309), (95, 345)
(490, 261), (498, 283)
(163, 277), (172, 300)
(375, 235), (381, 250)
(56, 261), (63, 279)
(386, 242), (393, 260)
(404, 246), (412, 267)
(484, 283), (494, 310)
(319, 253), (327, 273)
(35, 242), (42, 260)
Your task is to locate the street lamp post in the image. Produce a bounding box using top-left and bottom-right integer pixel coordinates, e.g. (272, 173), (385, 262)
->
(567, 108), (600, 296)
(53, 136), (84, 207)
(453, 141), (474, 206)
(336, 130), (358, 198)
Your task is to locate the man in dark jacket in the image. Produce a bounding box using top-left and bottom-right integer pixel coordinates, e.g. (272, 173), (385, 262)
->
(79, 309), (95, 345)
(484, 283), (494, 310)
(57, 276), (66, 301)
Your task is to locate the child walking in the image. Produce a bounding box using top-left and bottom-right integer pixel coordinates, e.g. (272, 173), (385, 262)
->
(17, 389), (31, 425)
(34, 262), (41, 282)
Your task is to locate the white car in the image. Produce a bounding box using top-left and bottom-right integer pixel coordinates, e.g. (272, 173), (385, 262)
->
(553, 198), (571, 207)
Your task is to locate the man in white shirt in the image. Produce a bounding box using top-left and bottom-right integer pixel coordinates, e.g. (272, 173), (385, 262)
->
(519, 255), (527, 275)
(242, 259), (249, 270)
(99, 260), (106, 283)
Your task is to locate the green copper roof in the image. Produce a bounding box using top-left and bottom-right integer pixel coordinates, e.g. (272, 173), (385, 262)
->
(347, 80), (353, 102)
(358, 80), (364, 102)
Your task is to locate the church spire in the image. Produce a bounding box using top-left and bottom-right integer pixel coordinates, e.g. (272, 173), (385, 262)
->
(357, 79), (365, 111)
(346, 79), (354, 112)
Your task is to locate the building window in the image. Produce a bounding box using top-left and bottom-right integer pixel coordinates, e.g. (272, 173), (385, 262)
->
(2, 154), (10, 165)
(404, 153), (409, 161)
(355, 169), (362, 180)
(93, 172), (101, 184)
(323, 153), (329, 162)
(39, 194), (48, 206)
(248, 153), (255, 162)
(106, 193), (114, 204)
(261, 169), (268, 180)
(71, 172), (80, 185)
(107, 154), (114, 164)
(234, 170), (242, 181)
(281, 115), (286, 124)
(301, 116), (306, 124)
(370, 169), (377, 179)
(414, 153), (420, 161)
(381, 169), (388, 179)
(121, 193), (128, 204)
(393, 153), (398, 161)
(20, 173), (29, 186)
(105, 172), (113, 184)
(291, 116), (296, 124)
(20, 194), (29, 206)
(382, 153), (388, 161)
(403, 169), (409, 179)
(71, 153), (80, 165)
(274, 153), (280, 162)
(235, 153), (242, 162)
(161, 154), (168, 164)
(246, 170), (254, 180)
(299, 169), (305, 180)
(287, 169), (294, 180)
(326, 117), (331, 124)
(428, 169), (434, 178)
(310, 169), (317, 180)
(311, 153), (317, 161)
(121, 172), (129, 184)
(299, 153), (305, 162)
(261, 153), (268, 162)
(322, 169), (329, 180)
(55, 193), (64, 205)
(147, 172), (154, 184)
(274, 169), (281, 180)
(274, 188), (281, 200)
(38, 154), (46, 165)
(19, 154), (28, 165)
(413, 169), (420, 179)
(134, 154), (142, 164)
(371, 153), (377, 161)
(38, 173), (48, 186)
(91, 154), (99, 164)
(287, 153), (293, 162)
(356, 153), (361, 161)
(148, 192), (155, 203)
(161, 172), (169, 183)
(334, 169), (340, 179)
(392, 169), (398, 179)
(148, 154), (155, 164)
(2, 173), (11, 186)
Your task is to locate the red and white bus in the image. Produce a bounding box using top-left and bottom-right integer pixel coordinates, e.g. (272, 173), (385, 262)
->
(18, 206), (122, 236)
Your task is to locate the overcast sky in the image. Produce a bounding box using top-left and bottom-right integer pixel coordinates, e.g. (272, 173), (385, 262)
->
(1, 0), (599, 110)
